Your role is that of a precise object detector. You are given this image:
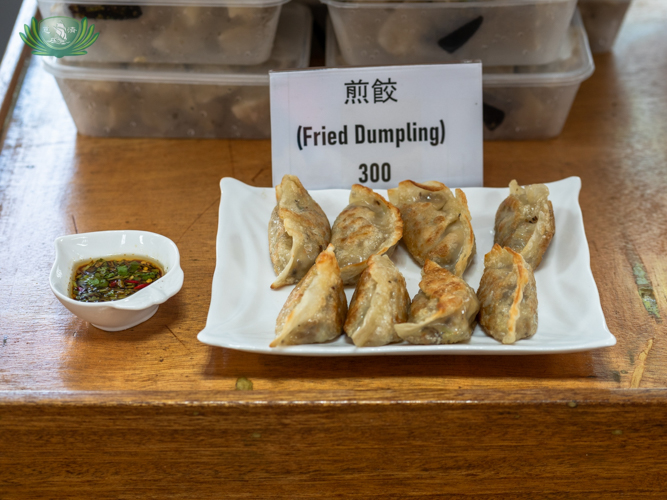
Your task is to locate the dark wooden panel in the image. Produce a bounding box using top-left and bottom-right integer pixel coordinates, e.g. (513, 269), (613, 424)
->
(2, 401), (667, 498)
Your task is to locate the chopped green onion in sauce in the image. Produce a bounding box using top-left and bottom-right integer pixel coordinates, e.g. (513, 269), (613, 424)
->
(71, 257), (163, 302)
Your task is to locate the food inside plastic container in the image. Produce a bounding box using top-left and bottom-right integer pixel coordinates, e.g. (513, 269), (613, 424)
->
(42, 3), (312, 139)
(323, 0), (578, 67)
(325, 10), (594, 140)
(578, 0), (632, 53)
(481, 12), (594, 140)
(38, 0), (289, 65)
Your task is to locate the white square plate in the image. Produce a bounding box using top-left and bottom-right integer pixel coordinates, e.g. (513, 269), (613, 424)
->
(198, 176), (615, 355)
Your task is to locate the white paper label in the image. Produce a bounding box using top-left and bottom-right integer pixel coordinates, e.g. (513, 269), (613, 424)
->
(270, 63), (483, 190)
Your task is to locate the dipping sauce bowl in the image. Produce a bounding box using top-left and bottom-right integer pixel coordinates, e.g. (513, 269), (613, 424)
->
(49, 230), (184, 331)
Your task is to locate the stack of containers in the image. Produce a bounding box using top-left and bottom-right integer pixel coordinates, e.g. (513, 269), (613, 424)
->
(579, 0), (633, 53)
(322, 0), (594, 140)
(40, 0), (312, 138)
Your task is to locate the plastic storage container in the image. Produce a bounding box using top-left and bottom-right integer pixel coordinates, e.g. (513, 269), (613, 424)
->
(42, 3), (311, 139)
(326, 10), (594, 140)
(579, 0), (632, 53)
(38, 0), (290, 65)
(323, 0), (578, 67)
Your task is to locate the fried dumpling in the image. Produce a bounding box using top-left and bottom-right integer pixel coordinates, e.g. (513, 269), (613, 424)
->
(494, 180), (555, 269)
(477, 244), (538, 344)
(394, 260), (479, 345)
(272, 244), (347, 347)
(331, 184), (403, 285)
(269, 175), (331, 289)
(344, 254), (410, 347)
(387, 180), (475, 277)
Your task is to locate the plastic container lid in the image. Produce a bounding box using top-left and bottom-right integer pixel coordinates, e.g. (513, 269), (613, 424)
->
(322, 0), (575, 7)
(42, 2), (312, 86)
(482, 10), (594, 87)
(324, 9), (594, 88)
(40, 0), (290, 6)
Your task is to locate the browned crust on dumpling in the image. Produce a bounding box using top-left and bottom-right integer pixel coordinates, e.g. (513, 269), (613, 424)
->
(387, 180), (475, 277)
(272, 244), (347, 347)
(420, 260), (471, 316)
(494, 180), (555, 269)
(269, 175), (331, 289)
(344, 254), (410, 347)
(477, 244), (538, 344)
(331, 184), (403, 285)
(510, 257), (530, 330)
(452, 188), (476, 276)
(394, 259), (479, 345)
(390, 179), (446, 195)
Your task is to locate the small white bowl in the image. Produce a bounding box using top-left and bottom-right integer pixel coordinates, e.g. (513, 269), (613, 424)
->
(50, 230), (184, 331)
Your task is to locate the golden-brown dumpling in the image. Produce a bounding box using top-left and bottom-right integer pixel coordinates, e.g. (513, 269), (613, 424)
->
(268, 175), (331, 289)
(331, 184), (402, 285)
(272, 245), (347, 347)
(344, 254), (410, 347)
(394, 260), (479, 345)
(494, 180), (555, 269)
(477, 244), (538, 344)
(387, 180), (475, 277)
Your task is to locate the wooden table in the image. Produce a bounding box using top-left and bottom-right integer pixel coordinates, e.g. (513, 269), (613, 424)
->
(2, 0), (667, 497)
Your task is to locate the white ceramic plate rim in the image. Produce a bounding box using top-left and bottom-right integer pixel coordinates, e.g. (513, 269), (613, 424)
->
(198, 177), (615, 356)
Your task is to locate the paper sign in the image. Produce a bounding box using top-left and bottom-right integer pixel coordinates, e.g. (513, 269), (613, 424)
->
(270, 63), (483, 189)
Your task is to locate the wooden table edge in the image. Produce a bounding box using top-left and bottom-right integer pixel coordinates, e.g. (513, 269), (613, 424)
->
(3, 388), (667, 406)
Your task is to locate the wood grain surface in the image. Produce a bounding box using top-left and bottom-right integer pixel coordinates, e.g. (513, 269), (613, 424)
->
(2, 0), (667, 497)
